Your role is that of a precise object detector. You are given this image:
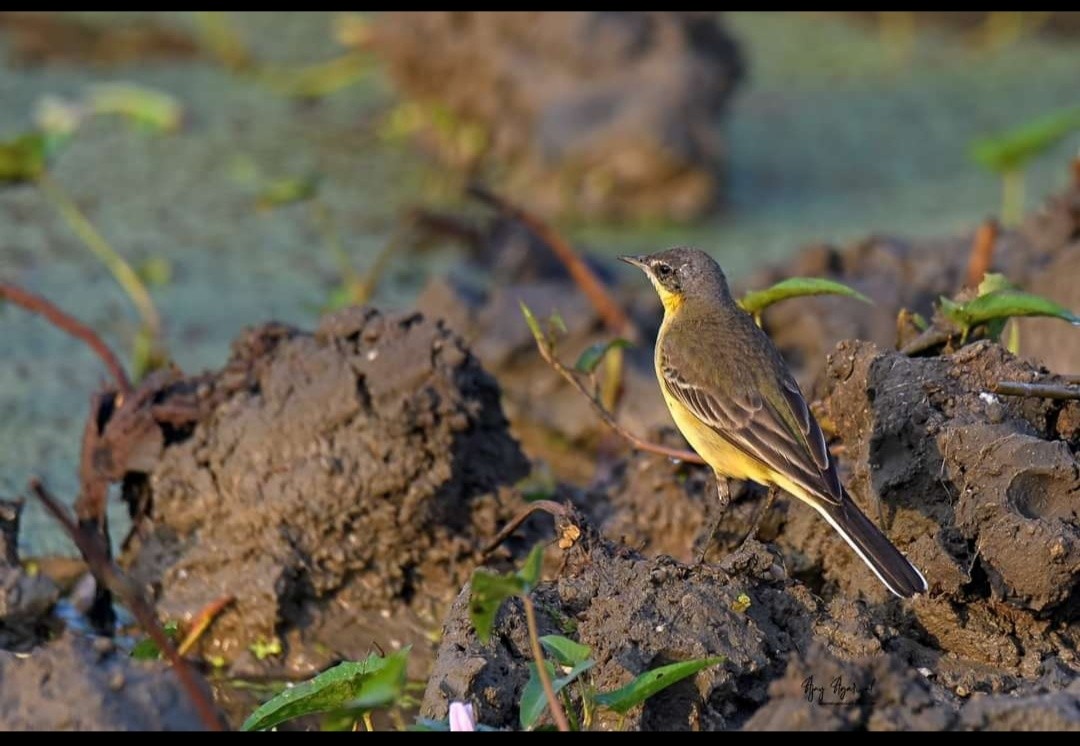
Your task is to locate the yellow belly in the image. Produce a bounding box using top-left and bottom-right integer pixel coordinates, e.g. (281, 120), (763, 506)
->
(657, 370), (775, 486)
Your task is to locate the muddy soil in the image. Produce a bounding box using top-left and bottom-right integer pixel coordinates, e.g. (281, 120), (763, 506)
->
(421, 339), (1080, 730)
(372, 11), (743, 221)
(120, 306), (536, 682)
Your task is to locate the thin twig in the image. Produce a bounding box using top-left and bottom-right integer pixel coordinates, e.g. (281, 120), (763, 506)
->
(482, 500), (567, 558)
(522, 595), (570, 732)
(29, 479), (225, 732)
(900, 328), (953, 356)
(0, 281), (131, 393)
(530, 329), (706, 465)
(468, 184), (634, 338)
(993, 381), (1080, 400)
(964, 218), (999, 289)
(177, 595), (236, 657)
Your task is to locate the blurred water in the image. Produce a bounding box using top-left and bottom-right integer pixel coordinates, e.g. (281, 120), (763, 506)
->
(1, 11), (1078, 554)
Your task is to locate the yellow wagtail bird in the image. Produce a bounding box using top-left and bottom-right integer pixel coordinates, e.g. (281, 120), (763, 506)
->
(620, 247), (927, 598)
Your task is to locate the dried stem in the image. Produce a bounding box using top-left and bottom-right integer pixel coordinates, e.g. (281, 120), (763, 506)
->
(482, 500), (567, 558)
(29, 479), (225, 732)
(0, 281), (131, 393)
(178, 595), (236, 657)
(993, 381), (1080, 400)
(964, 218), (999, 288)
(468, 184), (634, 338)
(522, 594), (570, 732)
(530, 329), (705, 465)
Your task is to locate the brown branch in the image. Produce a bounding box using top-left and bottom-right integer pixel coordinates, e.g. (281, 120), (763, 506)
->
(482, 500), (568, 558)
(0, 281), (131, 394)
(29, 478), (225, 732)
(468, 184), (635, 338)
(964, 218), (999, 289)
(993, 381), (1080, 400)
(530, 327), (705, 466)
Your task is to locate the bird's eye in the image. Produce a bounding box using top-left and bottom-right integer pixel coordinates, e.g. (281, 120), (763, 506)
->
(655, 263), (673, 277)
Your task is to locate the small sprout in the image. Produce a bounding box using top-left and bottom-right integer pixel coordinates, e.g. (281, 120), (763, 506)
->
(468, 543), (545, 643)
(519, 658), (595, 730)
(539, 635), (592, 667)
(241, 647), (411, 731)
(739, 277), (872, 326)
(731, 593), (752, 613)
(969, 107), (1080, 225)
(249, 637), (283, 661)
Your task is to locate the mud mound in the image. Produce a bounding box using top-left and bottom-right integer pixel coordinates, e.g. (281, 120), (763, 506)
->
(373, 11), (743, 221)
(123, 306), (532, 673)
(811, 339), (1080, 611)
(0, 633), (207, 730)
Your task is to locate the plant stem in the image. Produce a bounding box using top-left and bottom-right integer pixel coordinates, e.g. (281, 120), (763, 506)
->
(522, 595), (571, 732)
(0, 282), (131, 393)
(994, 381), (1080, 400)
(36, 174), (162, 341)
(1001, 168), (1025, 227)
(964, 218), (999, 288)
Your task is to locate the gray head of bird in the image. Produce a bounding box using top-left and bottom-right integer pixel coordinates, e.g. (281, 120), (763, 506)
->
(618, 246), (734, 311)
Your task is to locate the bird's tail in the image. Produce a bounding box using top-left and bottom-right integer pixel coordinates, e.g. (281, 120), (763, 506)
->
(809, 492), (928, 599)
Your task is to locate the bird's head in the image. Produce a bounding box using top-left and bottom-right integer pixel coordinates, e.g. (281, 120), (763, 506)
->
(619, 247), (732, 313)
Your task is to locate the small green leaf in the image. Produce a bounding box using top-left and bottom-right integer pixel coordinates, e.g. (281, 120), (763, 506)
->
(539, 635), (592, 667)
(520, 301), (544, 344)
(255, 175), (320, 211)
(137, 256), (173, 288)
(574, 338), (633, 374)
(969, 106), (1080, 174)
(130, 621), (180, 660)
(977, 272), (1013, 297)
(0, 132), (48, 183)
(249, 637), (283, 661)
(739, 278), (872, 317)
(952, 290), (1080, 329)
(517, 543), (545, 591)
(519, 659), (595, 729)
(594, 656), (724, 715)
(241, 647), (411, 731)
(87, 83), (184, 133)
(548, 312), (567, 335)
(469, 570), (525, 644)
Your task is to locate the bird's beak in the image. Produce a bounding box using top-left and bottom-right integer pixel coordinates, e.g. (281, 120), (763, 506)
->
(618, 255), (648, 271)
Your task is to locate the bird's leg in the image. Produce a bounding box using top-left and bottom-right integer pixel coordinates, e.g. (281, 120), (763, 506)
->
(696, 474), (731, 565)
(734, 485), (778, 552)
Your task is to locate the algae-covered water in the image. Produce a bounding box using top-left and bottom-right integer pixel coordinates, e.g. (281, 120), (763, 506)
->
(2, 12), (1079, 554)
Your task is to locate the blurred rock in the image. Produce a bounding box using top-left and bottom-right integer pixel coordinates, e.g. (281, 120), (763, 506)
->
(373, 11), (744, 221)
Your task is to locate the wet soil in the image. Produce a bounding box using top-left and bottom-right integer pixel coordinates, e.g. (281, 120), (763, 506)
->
(421, 339), (1080, 730)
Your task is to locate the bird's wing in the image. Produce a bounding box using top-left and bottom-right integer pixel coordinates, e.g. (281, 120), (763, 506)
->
(660, 344), (842, 506)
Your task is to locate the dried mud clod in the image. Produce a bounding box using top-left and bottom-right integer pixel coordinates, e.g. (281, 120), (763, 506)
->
(122, 306), (534, 675)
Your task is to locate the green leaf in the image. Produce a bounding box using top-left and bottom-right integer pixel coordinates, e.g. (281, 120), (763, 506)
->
(469, 570), (525, 644)
(137, 256), (173, 288)
(520, 301), (544, 344)
(241, 647), (411, 731)
(87, 83), (184, 133)
(539, 635), (592, 667)
(739, 278), (872, 317)
(548, 312), (567, 335)
(255, 175), (320, 210)
(129, 621), (180, 660)
(249, 637), (283, 661)
(594, 656), (724, 715)
(977, 272), (1013, 297)
(519, 659), (595, 729)
(969, 106), (1080, 173)
(0, 132), (48, 183)
(517, 543), (545, 592)
(949, 290), (1080, 330)
(409, 718), (450, 732)
(574, 338), (633, 374)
